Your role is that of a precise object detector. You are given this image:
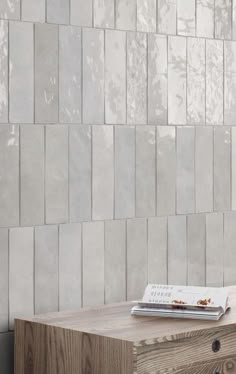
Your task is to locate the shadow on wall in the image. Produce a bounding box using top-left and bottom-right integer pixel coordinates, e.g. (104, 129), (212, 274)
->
(0, 332), (14, 374)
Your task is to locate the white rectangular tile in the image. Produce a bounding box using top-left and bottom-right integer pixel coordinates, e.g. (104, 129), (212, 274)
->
(83, 28), (104, 124)
(47, 0), (69, 24)
(214, 127), (231, 211)
(92, 126), (114, 220)
(83, 222), (104, 307)
(127, 219), (147, 300)
(0, 21), (8, 123)
(0, 126), (19, 227)
(94, 0), (114, 28)
(0, 229), (8, 332)
(22, 0), (45, 22)
(206, 213), (224, 287)
(105, 220), (126, 303)
(215, 0), (232, 40)
(115, 126), (135, 219)
(116, 0), (136, 31)
(105, 30), (126, 124)
(156, 126), (176, 216)
(187, 214), (206, 286)
(157, 0), (176, 35)
(59, 224), (81, 311)
(35, 225), (59, 314)
(0, 0), (20, 20)
(136, 126), (156, 217)
(59, 26), (81, 124)
(224, 41), (236, 125)
(224, 212), (236, 286)
(35, 24), (58, 124)
(195, 127), (213, 213)
(187, 38), (205, 125)
(206, 40), (223, 125)
(137, 0), (156, 32)
(148, 34), (167, 125)
(177, 127), (195, 214)
(46, 126), (68, 224)
(71, 0), (92, 26)
(168, 36), (187, 125)
(233, 0), (236, 40)
(177, 0), (195, 36)
(148, 217), (167, 284)
(196, 0), (214, 38)
(20, 126), (44, 226)
(232, 128), (236, 210)
(9, 227), (34, 329)
(168, 215), (187, 285)
(127, 32), (147, 125)
(69, 126), (91, 222)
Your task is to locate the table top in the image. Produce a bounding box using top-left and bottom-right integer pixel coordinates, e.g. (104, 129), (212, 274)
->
(17, 286), (236, 343)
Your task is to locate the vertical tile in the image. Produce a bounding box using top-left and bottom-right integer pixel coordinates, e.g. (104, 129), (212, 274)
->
(214, 127), (231, 211)
(116, 0), (136, 31)
(59, 224), (81, 311)
(105, 220), (126, 303)
(195, 127), (213, 213)
(0, 126), (19, 227)
(157, 0), (177, 35)
(35, 24), (58, 124)
(156, 126), (176, 216)
(46, 126), (68, 224)
(22, 0), (45, 22)
(9, 228), (34, 329)
(137, 0), (156, 32)
(196, 0), (214, 38)
(233, 0), (236, 40)
(176, 127), (195, 214)
(21, 126), (45, 226)
(83, 28), (104, 124)
(206, 213), (224, 287)
(224, 212), (236, 286)
(148, 217), (167, 284)
(224, 41), (236, 125)
(148, 34), (167, 125)
(0, 0), (20, 20)
(115, 126), (135, 219)
(93, 126), (114, 220)
(232, 128), (236, 210)
(83, 222), (104, 307)
(35, 225), (59, 314)
(47, 0), (69, 24)
(168, 215), (187, 285)
(127, 219), (147, 300)
(70, 0), (92, 26)
(168, 36), (187, 125)
(127, 32), (147, 125)
(206, 40), (223, 125)
(187, 38), (205, 125)
(10, 22), (34, 124)
(94, 0), (115, 28)
(136, 127), (156, 217)
(59, 26), (81, 124)
(177, 0), (195, 36)
(0, 229), (8, 332)
(187, 215), (206, 286)
(0, 21), (8, 123)
(69, 126), (91, 222)
(215, 0), (232, 40)
(105, 30), (126, 125)
(0, 333), (14, 374)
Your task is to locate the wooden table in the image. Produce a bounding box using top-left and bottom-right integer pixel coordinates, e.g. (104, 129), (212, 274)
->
(15, 287), (236, 373)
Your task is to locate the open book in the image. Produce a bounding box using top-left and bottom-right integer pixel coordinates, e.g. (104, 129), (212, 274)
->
(131, 284), (230, 320)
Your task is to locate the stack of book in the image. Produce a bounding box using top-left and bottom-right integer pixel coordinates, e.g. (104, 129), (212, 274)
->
(131, 284), (230, 321)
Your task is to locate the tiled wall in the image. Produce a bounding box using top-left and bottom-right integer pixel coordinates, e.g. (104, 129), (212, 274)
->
(1, 0), (236, 372)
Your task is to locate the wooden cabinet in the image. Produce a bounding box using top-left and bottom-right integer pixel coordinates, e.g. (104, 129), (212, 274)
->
(15, 287), (236, 373)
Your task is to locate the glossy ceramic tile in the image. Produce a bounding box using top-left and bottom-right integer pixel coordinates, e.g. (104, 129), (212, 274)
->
(148, 217), (167, 284)
(224, 41), (236, 125)
(177, 0), (195, 36)
(116, 0), (136, 30)
(0, 0), (20, 20)
(0, 21), (8, 123)
(105, 30), (126, 124)
(157, 0), (176, 35)
(22, 0), (45, 22)
(47, 0), (69, 24)
(232, 128), (236, 210)
(224, 212), (236, 286)
(0, 229), (8, 332)
(137, 0), (156, 32)
(196, 0), (214, 38)
(215, 0), (232, 40)
(70, 0), (92, 26)
(94, 0), (115, 28)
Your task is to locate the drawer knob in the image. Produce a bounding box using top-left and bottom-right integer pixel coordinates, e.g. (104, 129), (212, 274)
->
(212, 339), (221, 353)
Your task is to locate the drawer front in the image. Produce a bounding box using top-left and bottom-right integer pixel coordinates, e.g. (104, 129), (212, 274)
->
(134, 325), (236, 374)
